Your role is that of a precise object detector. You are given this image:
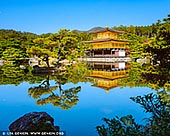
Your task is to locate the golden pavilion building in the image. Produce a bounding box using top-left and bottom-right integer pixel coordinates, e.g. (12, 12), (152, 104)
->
(84, 27), (130, 62)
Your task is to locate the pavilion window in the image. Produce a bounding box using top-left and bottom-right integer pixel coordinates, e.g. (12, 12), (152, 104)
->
(112, 51), (115, 54)
(94, 50), (102, 55)
(104, 50), (111, 54)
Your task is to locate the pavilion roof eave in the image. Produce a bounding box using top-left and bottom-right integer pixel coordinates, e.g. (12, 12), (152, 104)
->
(92, 84), (119, 90)
(85, 75), (127, 80)
(84, 38), (130, 43)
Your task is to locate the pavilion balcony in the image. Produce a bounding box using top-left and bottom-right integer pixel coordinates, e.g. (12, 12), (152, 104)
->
(92, 43), (129, 49)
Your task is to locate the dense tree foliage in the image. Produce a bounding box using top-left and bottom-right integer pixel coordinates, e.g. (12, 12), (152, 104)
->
(0, 29), (91, 67)
(143, 15), (170, 68)
(0, 30), (38, 61)
(29, 29), (92, 68)
(112, 14), (170, 61)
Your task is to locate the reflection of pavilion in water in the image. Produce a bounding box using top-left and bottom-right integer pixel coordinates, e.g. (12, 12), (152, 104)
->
(86, 62), (130, 93)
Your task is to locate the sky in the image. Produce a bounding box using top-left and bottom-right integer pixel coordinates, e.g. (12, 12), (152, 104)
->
(0, 0), (170, 34)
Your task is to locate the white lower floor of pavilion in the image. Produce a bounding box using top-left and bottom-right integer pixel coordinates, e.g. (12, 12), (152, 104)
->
(78, 57), (131, 62)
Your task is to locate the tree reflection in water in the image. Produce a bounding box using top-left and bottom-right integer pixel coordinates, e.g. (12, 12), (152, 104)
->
(0, 64), (45, 85)
(28, 75), (81, 110)
(0, 60), (169, 134)
(97, 53), (170, 135)
(120, 61), (170, 104)
(28, 62), (89, 110)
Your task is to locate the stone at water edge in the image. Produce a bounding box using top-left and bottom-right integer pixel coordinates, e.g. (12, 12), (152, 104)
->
(9, 112), (59, 132)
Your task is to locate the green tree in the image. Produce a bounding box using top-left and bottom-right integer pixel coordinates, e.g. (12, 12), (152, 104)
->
(27, 46), (53, 68)
(143, 14), (170, 67)
(27, 29), (91, 68)
(0, 29), (37, 61)
(120, 32), (147, 59)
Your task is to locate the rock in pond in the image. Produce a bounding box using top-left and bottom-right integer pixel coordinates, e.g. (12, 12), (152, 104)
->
(9, 112), (59, 132)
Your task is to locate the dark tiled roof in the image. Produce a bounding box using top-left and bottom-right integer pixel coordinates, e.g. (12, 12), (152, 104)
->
(84, 38), (129, 43)
(90, 27), (124, 34)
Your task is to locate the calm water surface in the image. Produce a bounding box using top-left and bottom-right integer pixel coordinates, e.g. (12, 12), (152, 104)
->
(0, 81), (153, 136)
(0, 62), (161, 136)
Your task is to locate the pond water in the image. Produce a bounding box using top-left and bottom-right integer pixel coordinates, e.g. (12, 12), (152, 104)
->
(0, 62), (165, 136)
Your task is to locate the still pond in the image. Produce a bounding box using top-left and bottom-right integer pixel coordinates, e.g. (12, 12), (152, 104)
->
(0, 61), (168, 136)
